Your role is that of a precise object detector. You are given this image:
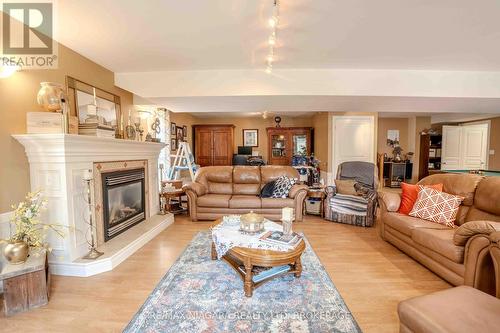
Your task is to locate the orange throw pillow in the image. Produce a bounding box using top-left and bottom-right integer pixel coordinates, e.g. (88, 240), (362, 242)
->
(398, 182), (443, 215)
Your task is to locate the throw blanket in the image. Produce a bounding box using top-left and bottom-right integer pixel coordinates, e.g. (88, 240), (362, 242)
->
(211, 216), (294, 259)
(338, 161), (374, 188)
(329, 194), (368, 216)
(325, 181), (378, 227)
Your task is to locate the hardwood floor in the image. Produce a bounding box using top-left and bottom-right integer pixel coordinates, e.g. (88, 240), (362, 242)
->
(0, 215), (450, 333)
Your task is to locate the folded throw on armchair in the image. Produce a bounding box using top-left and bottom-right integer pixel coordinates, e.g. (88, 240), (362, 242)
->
(329, 194), (368, 216)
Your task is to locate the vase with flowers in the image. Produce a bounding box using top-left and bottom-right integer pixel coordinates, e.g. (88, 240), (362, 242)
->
(1, 191), (64, 264)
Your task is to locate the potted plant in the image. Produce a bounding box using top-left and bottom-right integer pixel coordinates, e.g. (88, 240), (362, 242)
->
(1, 191), (64, 264)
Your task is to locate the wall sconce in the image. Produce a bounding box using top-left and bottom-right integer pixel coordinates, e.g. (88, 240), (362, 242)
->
(137, 110), (152, 119)
(0, 65), (20, 78)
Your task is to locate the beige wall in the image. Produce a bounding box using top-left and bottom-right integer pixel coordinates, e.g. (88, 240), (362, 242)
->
(169, 113), (324, 164)
(169, 112), (196, 148)
(312, 112), (329, 171)
(0, 44), (134, 213)
(377, 118), (409, 157)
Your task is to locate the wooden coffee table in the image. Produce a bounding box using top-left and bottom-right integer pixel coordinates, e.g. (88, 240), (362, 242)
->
(211, 219), (306, 297)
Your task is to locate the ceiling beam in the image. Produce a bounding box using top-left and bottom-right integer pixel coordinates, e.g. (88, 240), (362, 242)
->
(116, 68), (500, 99)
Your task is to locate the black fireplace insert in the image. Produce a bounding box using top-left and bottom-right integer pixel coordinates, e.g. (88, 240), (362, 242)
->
(102, 168), (146, 241)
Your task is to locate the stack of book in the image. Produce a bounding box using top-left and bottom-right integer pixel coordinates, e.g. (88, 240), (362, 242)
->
(78, 123), (115, 138)
(259, 231), (302, 249)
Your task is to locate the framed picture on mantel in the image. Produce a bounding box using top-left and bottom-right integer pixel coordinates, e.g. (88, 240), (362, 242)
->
(243, 129), (258, 147)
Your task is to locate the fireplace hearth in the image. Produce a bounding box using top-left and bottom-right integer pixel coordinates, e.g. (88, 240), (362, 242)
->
(102, 168), (146, 241)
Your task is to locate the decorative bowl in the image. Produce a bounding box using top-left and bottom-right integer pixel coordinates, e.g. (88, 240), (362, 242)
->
(240, 211), (265, 234)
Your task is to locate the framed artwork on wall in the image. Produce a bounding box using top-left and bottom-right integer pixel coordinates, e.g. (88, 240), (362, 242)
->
(171, 138), (177, 151)
(170, 122), (176, 136)
(182, 125), (188, 138)
(176, 126), (184, 143)
(243, 129), (258, 147)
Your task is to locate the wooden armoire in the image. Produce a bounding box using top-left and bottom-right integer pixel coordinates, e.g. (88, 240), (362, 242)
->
(266, 127), (313, 165)
(193, 125), (234, 166)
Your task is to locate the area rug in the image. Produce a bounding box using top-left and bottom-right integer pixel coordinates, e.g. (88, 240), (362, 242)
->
(124, 232), (361, 333)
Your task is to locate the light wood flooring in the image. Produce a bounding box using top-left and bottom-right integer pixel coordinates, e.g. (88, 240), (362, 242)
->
(0, 215), (450, 332)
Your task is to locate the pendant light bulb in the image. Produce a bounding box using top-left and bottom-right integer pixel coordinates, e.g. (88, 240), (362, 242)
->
(269, 16), (278, 28)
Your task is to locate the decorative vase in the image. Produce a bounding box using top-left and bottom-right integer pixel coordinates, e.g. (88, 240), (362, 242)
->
(3, 240), (29, 264)
(37, 82), (66, 112)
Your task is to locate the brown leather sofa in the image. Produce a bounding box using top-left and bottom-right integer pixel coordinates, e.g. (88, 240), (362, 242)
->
(397, 231), (500, 333)
(379, 174), (500, 295)
(183, 166), (308, 221)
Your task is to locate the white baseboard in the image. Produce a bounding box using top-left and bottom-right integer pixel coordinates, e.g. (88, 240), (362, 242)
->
(0, 211), (12, 240)
(49, 214), (174, 277)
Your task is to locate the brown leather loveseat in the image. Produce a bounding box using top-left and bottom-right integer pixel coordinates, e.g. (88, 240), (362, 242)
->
(379, 174), (500, 295)
(183, 166), (308, 221)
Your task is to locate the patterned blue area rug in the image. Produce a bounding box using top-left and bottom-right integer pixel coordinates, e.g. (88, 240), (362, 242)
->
(124, 232), (361, 333)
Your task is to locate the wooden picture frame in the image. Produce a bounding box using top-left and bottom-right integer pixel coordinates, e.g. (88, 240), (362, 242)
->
(176, 126), (184, 143)
(170, 122), (177, 136)
(66, 76), (122, 137)
(182, 125), (188, 138)
(171, 138), (177, 151)
(243, 129), (258, 147)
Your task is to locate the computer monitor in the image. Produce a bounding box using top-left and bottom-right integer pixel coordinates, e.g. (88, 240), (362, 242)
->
(237, 146), (252, 155)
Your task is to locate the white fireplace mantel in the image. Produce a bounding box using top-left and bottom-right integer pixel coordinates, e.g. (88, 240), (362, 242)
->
(12, 134), (172, 276)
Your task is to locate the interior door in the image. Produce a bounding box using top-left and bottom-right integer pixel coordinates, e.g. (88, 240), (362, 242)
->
(441, 126), (462, 170)
(332, 116), (375, 178)
(461, 124), (489, 169)
(195, 128), (213, 167)
(212, 129), (232, 165)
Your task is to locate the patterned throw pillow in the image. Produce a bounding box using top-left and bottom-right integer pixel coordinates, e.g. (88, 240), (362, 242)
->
(409, 187), (464, 227)
(270, 176), (297, 198)
(260, 180), (276, 198)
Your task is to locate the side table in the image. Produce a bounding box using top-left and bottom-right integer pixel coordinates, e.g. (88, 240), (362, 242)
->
(0, 248), (50, 316)
(304, 187), (326, 217)
(159, 189), (187, 214)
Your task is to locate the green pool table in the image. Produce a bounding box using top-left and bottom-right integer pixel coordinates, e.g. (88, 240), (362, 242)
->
(444, 169), (500, 177)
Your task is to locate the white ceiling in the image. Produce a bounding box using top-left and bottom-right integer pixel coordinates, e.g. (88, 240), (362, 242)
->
(56, 1), (500, 115)
(58, 0), (500, 72)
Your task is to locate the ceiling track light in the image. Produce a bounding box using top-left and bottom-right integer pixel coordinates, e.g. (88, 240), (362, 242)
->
(265, 0), (280, 74)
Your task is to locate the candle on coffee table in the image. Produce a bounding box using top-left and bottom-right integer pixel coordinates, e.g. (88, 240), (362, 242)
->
(282, 207), (294, 221)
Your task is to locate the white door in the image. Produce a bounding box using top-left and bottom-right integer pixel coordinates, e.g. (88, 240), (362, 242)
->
(461, 124), (489, 169)
(332, 116), (375, 178)
(441, 126), (461, 170)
